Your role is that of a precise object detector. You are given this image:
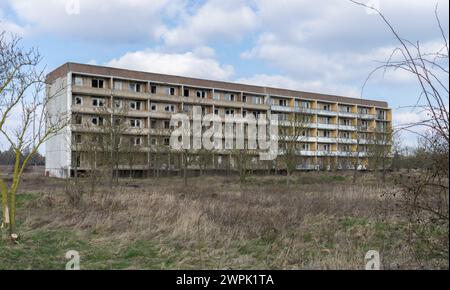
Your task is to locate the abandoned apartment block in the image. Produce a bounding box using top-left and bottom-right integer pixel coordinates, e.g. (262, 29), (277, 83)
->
(45, 63), (392, 178)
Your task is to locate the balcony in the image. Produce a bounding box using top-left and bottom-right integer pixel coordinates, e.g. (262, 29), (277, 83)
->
(317, 137), (336, 143)
(338, 125), (357, 131)
(149, 111), (174, 119)
(123, 128), (150, 135)
(127, 110), (150, 118)
(337, 138), (357, 144)
(296, 164), (319, 170)
(271, 105), (292, 112)
(184, 97), (214, 106)
(317, 123), (337, 130)
(72, 85), (112, 97)
(72, 105), (112, 115)
(296, 107), (316, 114)
(335, 151), (354, 157)
(150, 94), (183, 103)
(296, 136), (317, 142)
(149, 128), (172, 136)
(71, 124), (104, 133)
(338, 111), (358, 118)
(316, 151), (336, 156)
(358, 113), (375, 120)
(297, 150), (316, 156)
(112, 89), (148, 100)
(316, 109), (337, 116)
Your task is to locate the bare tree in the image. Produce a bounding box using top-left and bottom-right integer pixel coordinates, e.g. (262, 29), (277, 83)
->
(367, 126), (393, 183)
(280, 112), (311, 182)
(0, 32), (68, 240)
(231, 149), (252, 185)
(351, 1), (449, 265)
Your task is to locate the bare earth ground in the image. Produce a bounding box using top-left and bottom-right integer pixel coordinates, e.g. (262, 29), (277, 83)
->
(0, 166), (447, 269)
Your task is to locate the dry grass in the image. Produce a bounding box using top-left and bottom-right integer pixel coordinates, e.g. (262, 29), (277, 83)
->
(0, 171), (447, 269)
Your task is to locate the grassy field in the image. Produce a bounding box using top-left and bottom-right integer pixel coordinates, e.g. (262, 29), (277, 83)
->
(0, 170), (447, 269)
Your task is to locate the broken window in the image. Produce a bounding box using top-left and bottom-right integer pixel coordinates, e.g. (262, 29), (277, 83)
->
(197, 90), (206, 98)
(92, 79), (104, 88)
(322, 104), (331, 111)
(133, 137), (142, 146)
(225, 109), (235, 116)
(75, 155), (81, 168)
(279, 99), (288, 107)
(75, 134), (82, 144)
(130, 119), (141, 128)
(92, 98), (104, 107)
(165, 105), (175, 112)
(150, 85), (157, 94)
(164, 120), (170, 129)
(129, 83), (141, 92)
(225, 94), (235, 102)
(184, 89), (189, 97)
(130, 101), (141, 110)
(74, 115), (82, 125)
(91, 116), (103, 126)
(73, 96), (83, 105)
(114, 99), (122, 109)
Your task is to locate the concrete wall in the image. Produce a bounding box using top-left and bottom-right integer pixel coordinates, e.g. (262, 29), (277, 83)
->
(45, 73), (71, 178)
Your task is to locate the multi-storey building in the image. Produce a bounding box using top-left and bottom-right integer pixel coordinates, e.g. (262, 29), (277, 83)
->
(45, 63), (392, 178)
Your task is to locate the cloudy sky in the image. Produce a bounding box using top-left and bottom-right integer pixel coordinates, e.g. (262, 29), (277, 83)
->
(1, 0), (448, 149)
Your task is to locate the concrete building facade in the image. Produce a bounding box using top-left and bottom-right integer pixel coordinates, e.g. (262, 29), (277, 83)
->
(45, 62), (392, 178)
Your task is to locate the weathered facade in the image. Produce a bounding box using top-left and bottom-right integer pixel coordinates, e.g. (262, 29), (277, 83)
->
(45, 62), (392, 178)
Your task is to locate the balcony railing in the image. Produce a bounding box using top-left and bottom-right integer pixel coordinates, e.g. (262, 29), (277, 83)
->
(338, 125), (357, 131)
(271, 105), (292, 112)
(358, 113), (375, 120)
(296, 151), (316, 157)
(317, 123), (337, 130)
(337, 138), (357, 144)
(296, 136), (317, 142)
(338, 111), (358, 118)
(316, 109), (337, 116)
(317, 137), (336, 143)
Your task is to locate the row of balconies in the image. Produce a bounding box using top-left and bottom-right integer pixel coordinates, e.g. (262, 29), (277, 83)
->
(72, 144), (370, 158)
(72, 105), (379, 132)
(270, 105), (383, 120)
(72, 86), (269, 111)
(72, 85), (390, 121)
(293, 136), (376, 145)
(278, 150), (370, 157)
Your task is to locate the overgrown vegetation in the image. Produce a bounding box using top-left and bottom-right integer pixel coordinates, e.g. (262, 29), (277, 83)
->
(0, 171), (447, 269)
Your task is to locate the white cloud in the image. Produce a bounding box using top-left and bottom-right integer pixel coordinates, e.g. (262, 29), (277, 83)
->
(5, 0), (174, 42)
(393, 111), (428, 127)
(236, 74), (359, 97)
(106, 49), (234, 80)
(159, 0), (257, 48)
(0, 19), (26, 36)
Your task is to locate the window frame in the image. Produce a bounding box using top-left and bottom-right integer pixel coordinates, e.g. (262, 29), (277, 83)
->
(74, 96), (83, 105)
(92, 79), (104, 89)
(92, 98), (105, 107)
(74, 76), (83, 86)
